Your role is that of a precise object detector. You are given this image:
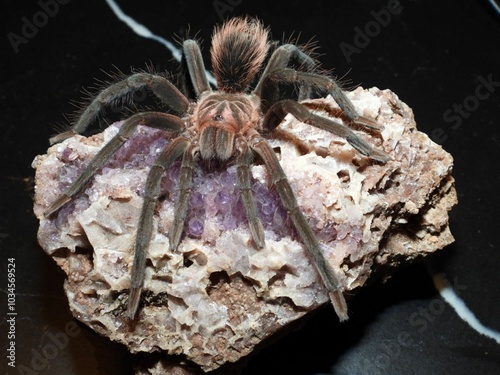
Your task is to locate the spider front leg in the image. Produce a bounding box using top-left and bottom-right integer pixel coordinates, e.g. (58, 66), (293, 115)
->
(127, 137), (190, 319)
(268, 68), (382, 131)
(50, 73), (190, 144)
(250, 136), (348, 321)
(182, 40), (212, 96)
(168, 144), (197, 252)
(263, 100), (390, 163)
(236, 141), (265, 249)
(44, 112), (185, 217)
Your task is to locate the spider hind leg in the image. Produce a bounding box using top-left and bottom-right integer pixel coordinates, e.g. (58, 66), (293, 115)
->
(267, 68), (383, 131)
(253, 43), (319, 109)
(263, 99), (390, 163)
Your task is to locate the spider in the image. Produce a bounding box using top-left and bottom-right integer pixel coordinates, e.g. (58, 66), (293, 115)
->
(45, 17), (389, 322)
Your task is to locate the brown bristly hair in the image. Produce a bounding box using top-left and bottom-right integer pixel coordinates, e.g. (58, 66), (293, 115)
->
(210, 17), (269, 93)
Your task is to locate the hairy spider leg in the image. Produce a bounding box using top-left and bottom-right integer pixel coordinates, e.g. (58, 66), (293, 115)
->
(250, 135), (348, 321)
(236, 141), (265, 249)
(168, 144), (197, 252)
(263, 100), (390, 163)
(268, 68), (382, 130)
(253, 43), (318, 108)
(127, 137), (190, 319)
(44, 112), (185, 217)
(182, 40), (212, 96)
(49, 73), (190, 144)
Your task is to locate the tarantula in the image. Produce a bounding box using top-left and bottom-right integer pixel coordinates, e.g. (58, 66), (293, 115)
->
(45, 17), (389, 322)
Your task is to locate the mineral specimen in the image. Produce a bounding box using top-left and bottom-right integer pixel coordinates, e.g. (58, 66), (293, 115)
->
(33, 87), (457, 372)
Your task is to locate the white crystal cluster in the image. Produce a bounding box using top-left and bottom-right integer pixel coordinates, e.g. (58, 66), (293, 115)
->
(33, 87), (457, 372)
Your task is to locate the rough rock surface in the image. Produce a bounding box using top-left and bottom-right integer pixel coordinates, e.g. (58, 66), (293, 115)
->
(33, 87), (457, 372)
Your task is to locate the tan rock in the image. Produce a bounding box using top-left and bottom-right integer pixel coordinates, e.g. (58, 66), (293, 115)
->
(33, 87), (456, 372)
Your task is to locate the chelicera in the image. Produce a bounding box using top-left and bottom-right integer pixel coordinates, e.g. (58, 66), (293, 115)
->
(45, 17), (389, 321)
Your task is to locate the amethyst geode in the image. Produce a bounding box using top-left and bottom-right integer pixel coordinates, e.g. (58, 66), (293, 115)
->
(33, 87), (457, 372)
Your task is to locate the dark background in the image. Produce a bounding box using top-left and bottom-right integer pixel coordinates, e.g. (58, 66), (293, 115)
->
(1, 0), (500, 374)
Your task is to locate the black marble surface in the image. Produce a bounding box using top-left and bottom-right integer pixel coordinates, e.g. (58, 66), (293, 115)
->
(1, 0), (500, 374)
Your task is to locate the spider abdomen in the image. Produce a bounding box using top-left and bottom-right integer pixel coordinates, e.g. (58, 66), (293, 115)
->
(210, 17), (269, 93)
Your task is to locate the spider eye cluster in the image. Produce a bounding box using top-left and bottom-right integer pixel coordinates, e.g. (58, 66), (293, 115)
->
(210, 17), (269, 93)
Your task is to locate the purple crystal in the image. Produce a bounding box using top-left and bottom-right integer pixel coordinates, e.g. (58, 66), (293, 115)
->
(168, 161), (181, 181)
(258, 193), (276, 216)
(84, 123), (297, 241)
(214, 191), (232, 214)
(222, 214), (237, 230)
(58, 162), (83, 190)
(219, 170), (237, 191)
(60, 147), (77, 162)
(187, 217), (204, 238)
(272, 206), (288, 233)
(145, 138), (168, 165)
(104, 125), (170, 169)
(317, 220), (337, 243)
(189, 191), (205, 210)
(159, 161), (181, 197)
(231, 194), (245, 222)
